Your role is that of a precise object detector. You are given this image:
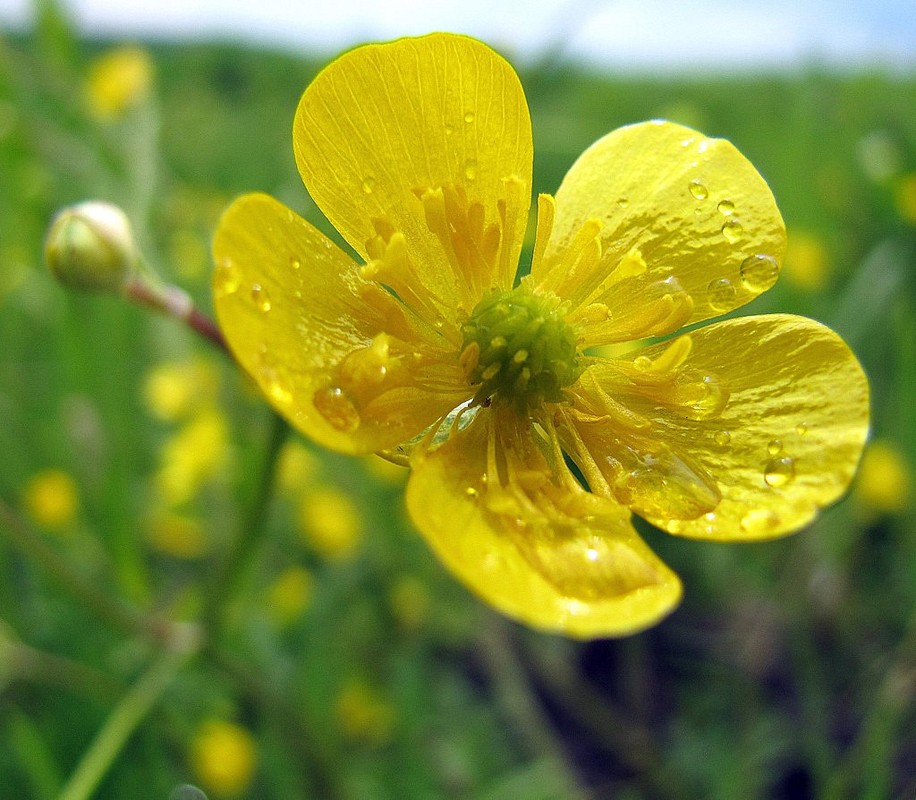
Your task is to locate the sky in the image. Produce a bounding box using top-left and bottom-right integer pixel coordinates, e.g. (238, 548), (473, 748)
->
(1, 0), (914, 72)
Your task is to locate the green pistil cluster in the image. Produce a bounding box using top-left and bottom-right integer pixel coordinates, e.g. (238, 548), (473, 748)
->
(460, 286), (582, 413)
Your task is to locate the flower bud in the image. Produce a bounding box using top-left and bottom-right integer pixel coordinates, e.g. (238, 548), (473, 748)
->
(45, 201), (137, 292)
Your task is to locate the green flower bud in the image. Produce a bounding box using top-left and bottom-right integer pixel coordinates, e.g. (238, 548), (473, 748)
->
(45, 201), (137, 291)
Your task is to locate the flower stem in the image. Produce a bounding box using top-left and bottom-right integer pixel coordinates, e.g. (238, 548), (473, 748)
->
(57, 624), (200, 800)
(204, 410), (289, 640)
(122, 276), (229, 355)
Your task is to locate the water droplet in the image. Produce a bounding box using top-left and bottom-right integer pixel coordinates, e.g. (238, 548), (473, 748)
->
(741, 508), (780, 534)
(214, 259), (241, 296)
(444, 123), (454, 136)
(313, 386), (360, 432)
(289, 256), (301, 270)
(767, 439), (783, 455)
(464, 486), (479, 499)
(694, 374), (728, 417)
(667, 520), (684, 534)
(585, 546), (599, 562)
(739, 254), (780, 293)
(464, 159), (478, 180)
(721, 219), (744, 243)
(464, 111), (475, 124)
(764, 456), (796, 487)
(250, 283), (271, 312)
(707, 277), (737, 311)
(714, 430), (731, 446)
(717, 199), (735, 215)
(361, 176), (376, 194)
(688, 179), (708, 200)
(617, 197), (630, 209)
(796, 422), (809, 437)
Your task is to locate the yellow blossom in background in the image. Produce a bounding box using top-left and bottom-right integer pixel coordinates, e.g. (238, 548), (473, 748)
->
(266, 565), (314, 626)
(146, 512), (208, 559)
(190, 720), (257, 798)
(297, 485), (363, 560)
(275, 440), (319, 495)
(854, 439), (912, 518)
(212, 34), (869, 638)
(156, 407), (231, 506)
(389, 575), (431, 630)
(23, 469), (79, 531)
(893, 172), (916, 225)
(85, 45), (154, 119)
(142, 358), (220, 422)
(782, 229), (831, 292)
(335, 680), (395, 744)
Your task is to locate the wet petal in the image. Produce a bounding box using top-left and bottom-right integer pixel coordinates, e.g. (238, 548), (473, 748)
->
(406, 410), (682, 638)
(531, 121), (785, 341)
(213, 193), (467, 454)
(294, 34), (533, 320)
(569, 314), (869, 539)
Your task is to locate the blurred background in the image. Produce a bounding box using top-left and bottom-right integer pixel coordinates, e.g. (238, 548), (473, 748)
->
(0, 1), (914, 798)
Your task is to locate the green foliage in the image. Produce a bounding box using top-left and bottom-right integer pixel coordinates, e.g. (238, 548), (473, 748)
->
(1, 17), (914, 800)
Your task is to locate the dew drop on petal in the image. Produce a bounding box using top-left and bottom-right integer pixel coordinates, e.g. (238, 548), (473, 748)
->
(617, 197), (630, 209)
(714, 430), (731, 446)
(313, 386), (361, 432)
(764, 456), (796, 487)
(361, 176), (376, 194)
(717, 199), (735, 215)
(464, 111), (475, 124)
(464, 486), (479, 499)
(464, 159), (478, 181)
(707, 277), (737, 311)
(214, 258), (241, 296)
(444, 123), (454, 136)
(739, 254), (780, 292)
(688, 179), (709, 200)
(721, 219), (744, 243)
(741, 508), (780, 534)
(289, 256), (301, 270)
(796, 422), (809, 437)
(767, 439), (783, 455)
(250, 283), (271, 312)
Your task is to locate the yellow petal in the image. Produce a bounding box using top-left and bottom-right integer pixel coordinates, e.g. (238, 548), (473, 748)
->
(294, 33), (533, 318)
(532, 121), (786, 341)
(213, 193), (466, 454)
(570, 314), (869, 540)
(406, 410), (681, 638)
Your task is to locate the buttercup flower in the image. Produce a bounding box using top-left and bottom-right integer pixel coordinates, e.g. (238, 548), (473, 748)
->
(212, 34), (869, 638)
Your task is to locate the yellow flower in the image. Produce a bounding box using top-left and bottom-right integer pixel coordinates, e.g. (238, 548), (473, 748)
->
(85, 45), (154, 119)
(190, 720), (257, 798)
(142, 358), (220, 422)
(146, 512), (209, 559)
(212, 34), (870, 638)
(335, 680), (395, 744)
(23, 469), (80, 530)
(155, 407), (231, 506)
(783, 229), (831, 292)
(854, 439), (912, 518)
(297, 485), (363, 560)
(266, 565), (314, 626)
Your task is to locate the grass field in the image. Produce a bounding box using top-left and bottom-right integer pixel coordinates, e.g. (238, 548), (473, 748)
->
(1, 7), (915, 799)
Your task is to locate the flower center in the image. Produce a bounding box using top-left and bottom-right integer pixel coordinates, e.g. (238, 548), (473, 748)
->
(460, 286), (582, 412)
